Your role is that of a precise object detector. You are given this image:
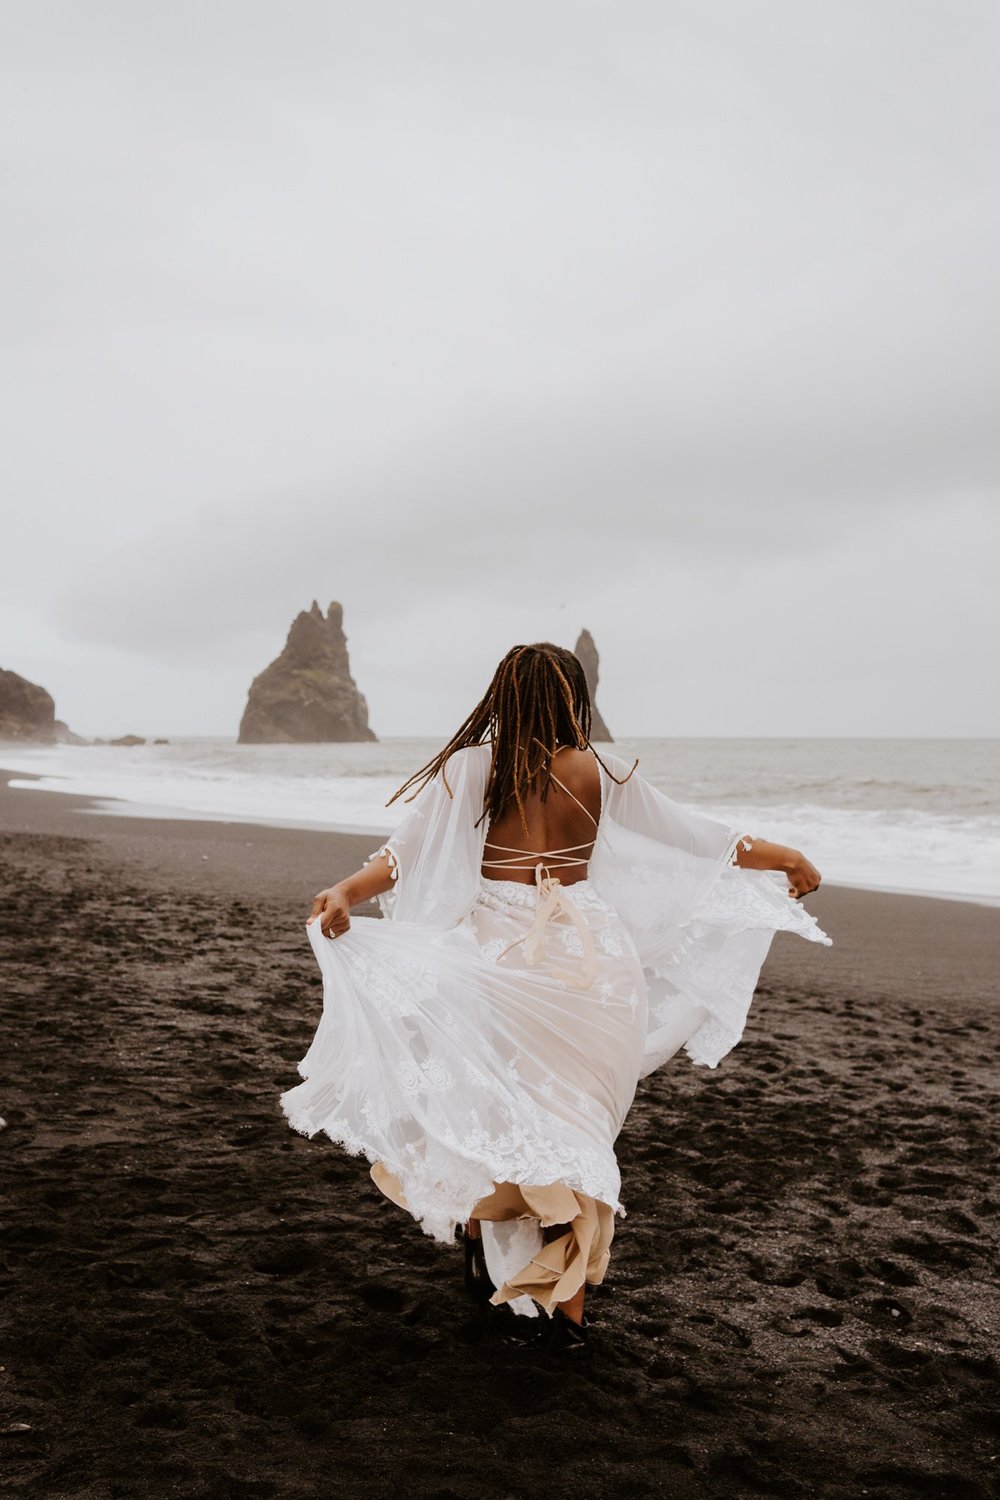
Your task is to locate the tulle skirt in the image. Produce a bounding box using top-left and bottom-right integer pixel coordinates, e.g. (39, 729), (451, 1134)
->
(280, 874), (649, 1315)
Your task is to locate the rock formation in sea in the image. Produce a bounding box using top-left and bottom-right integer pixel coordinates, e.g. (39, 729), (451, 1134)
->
(573, 630), (613, 742)
(0, 667), (84, 743)
(238, 601), (377, 744)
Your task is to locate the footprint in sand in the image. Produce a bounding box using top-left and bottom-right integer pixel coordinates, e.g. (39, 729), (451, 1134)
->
(250, 1239), (322, 1277)
(858, 1296), (913, 1329)
(133, 1400), (188, 1430)
(743, 1254), (807, 1288)
(872, 1256), (918, 1287)
(772, 1306), (845, 1336)
(889, 1233), (976, 1273)
(359, 1282), (407, 1314)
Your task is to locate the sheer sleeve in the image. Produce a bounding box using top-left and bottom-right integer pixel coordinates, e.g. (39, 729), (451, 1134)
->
(598, 753), (745, 858)
(590, 752), (830, 1074)
(590, 753), (744, 968)
(366, 745), (490, 928)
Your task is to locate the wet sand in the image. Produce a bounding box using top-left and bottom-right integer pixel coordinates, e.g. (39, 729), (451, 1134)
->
(1, 772), (997, 1499)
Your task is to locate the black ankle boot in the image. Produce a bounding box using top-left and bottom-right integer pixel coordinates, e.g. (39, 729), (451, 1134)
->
(462, 1229), (496, 1305)
(546, 1307), (592, 1360)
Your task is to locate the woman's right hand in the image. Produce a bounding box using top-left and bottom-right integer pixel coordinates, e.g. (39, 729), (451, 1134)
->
(733, 835), (822, 899)
(783, 850), (822, 900)
(308, 883), (352, 938)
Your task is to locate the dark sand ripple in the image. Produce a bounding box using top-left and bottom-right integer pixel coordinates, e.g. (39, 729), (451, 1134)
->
(1, 783), (998, 1499)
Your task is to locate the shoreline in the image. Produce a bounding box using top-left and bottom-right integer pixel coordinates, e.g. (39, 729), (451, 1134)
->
(3, 767), (998, 911)
(3, 768), (1000, 1016)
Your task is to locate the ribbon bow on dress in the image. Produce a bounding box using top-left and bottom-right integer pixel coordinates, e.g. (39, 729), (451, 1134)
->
(498, 863), (599, 990)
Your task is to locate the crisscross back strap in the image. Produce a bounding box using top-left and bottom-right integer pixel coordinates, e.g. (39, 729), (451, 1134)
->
(482, 766), (599, 871)
(547, 769), (598, 827)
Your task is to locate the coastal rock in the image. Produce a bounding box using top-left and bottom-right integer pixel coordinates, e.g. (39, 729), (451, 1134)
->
(54, 720), (88, 746)
(573, 630), (613, 742)
(239, 601), (376, 745)
(0, 668), (84, 743)
(110, 734), (146, 747)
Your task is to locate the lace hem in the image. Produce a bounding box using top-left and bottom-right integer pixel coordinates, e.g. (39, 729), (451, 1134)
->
(365, 842), (401, 918)
(644, 858), (831, 1072)
(731, 834), (753, 862)
(280, 1085), (625, 1246)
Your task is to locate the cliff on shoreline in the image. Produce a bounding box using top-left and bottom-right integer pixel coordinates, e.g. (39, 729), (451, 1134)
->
(0, 667), (84, 743)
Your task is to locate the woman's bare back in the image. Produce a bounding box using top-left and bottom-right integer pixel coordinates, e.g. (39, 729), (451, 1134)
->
(480, 746), (602, 886)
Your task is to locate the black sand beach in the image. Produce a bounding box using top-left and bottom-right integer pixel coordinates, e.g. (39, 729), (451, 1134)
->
(1, 771), (998, 1499)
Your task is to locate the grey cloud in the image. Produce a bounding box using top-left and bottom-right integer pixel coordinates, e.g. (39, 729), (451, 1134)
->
(3, 1), (999, 734)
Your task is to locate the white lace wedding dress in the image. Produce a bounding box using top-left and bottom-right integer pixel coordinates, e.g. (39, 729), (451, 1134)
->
(280, 746), (830, 1316)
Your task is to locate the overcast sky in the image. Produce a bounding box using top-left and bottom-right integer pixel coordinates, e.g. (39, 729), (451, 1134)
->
(2, 1), (998, 738)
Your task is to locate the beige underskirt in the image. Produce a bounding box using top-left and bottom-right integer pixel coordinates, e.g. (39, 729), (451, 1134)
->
(370, 1163), (614, 1314)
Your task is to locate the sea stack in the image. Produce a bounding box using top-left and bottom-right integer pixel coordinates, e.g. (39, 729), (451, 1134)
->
(238, 601), (377, 744)
(0, 667), (83, 743)
(573, 630), (613, 742)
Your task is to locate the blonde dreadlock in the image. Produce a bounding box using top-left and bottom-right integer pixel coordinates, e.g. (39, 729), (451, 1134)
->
(387, 642), (637, 831)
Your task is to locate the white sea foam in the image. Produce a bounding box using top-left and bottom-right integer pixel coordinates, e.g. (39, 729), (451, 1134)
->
(3, 736), (998, 904)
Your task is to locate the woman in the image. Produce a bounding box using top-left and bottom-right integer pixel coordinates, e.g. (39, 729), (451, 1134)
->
(280, 643), (829, 1358)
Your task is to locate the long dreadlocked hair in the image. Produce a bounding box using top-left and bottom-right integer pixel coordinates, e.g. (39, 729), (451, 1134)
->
(387, 642), (637, 831)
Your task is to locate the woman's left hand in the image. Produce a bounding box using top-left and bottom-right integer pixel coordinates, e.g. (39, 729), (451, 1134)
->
(783, 851), (822, 900)
(308, 883), (352, 937)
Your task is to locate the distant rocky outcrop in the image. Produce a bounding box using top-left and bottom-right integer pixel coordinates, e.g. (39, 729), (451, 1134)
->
(573, 630), (613, 742)
(239, 601), (376, 744)
(94, 735), (158, 746)
(0, 667), (85, 743)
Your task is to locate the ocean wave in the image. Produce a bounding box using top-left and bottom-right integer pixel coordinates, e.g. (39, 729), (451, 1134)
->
(2, 737), (998, 903)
